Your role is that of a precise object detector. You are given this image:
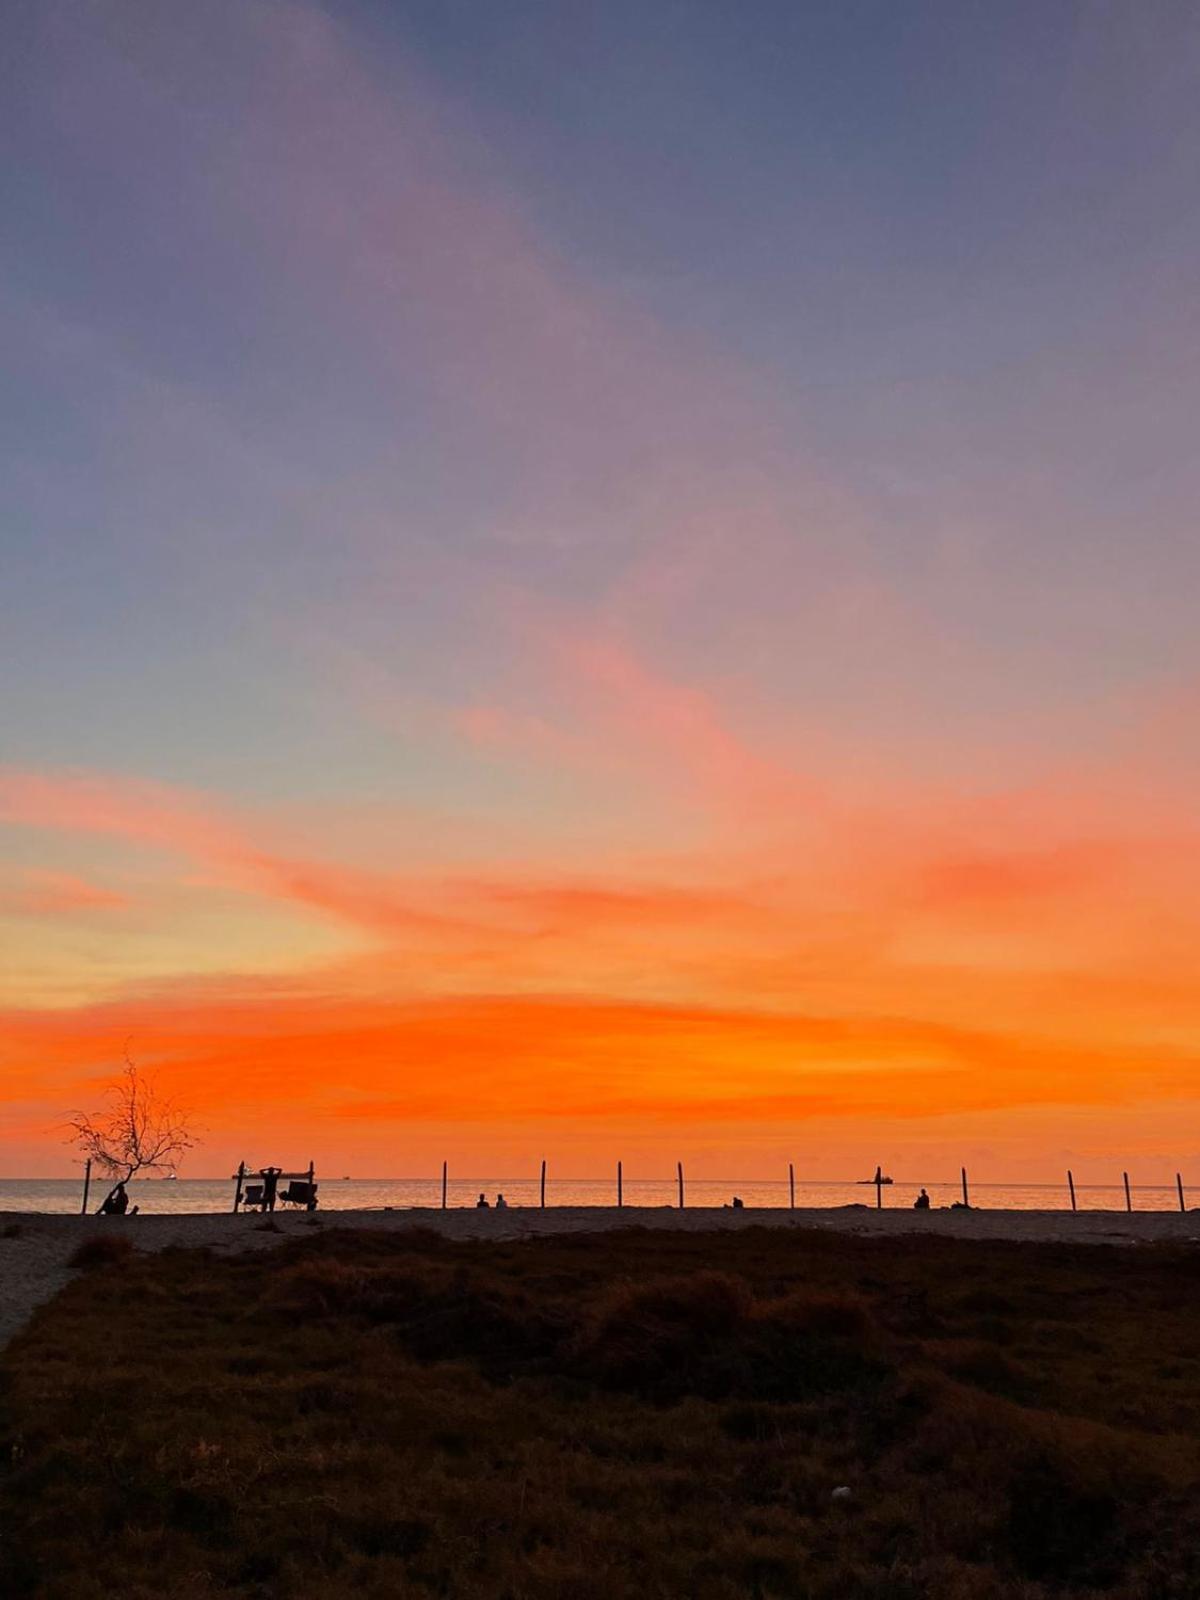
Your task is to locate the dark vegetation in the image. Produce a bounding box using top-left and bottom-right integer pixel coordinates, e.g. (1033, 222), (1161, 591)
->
(2, 1226), (1199, 1598)
(65, 1233), (135, 1270)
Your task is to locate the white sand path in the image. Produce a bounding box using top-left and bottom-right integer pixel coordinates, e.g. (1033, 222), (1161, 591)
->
(3, 1204), (1199, 1352)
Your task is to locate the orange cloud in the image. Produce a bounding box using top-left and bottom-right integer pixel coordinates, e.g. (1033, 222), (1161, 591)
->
(4, 984), (1196, 1148)
(0, 766), (766, 950)
(4, 979), (1196, 1184)
(6, 748), (1200, 1177)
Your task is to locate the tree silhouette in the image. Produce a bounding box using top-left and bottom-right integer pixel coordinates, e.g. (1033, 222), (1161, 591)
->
(66, 1053), (197, 1182)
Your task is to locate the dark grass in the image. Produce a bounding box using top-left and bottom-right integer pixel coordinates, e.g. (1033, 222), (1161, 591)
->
(3, 1227), (1200, 1599)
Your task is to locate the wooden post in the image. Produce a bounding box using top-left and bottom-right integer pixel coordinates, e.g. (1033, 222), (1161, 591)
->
(232, 1160), (245, 1214)
(961, 1167), (970, 1208)
(789, 1162), (795, 1210)
(1177, 1172), (1186, 1213)
(1067, 1169), (1077, 1212)
(80, 1158), (92, 1217)
(441, 1160), (448, 1210)
(617, 1160), (623, 1208)
(677, 1161), (685, 1209)
(875, 1169), (883, 1209)
(540, 1158), (546, 1208)
(1123, 1171), (1132, 1212)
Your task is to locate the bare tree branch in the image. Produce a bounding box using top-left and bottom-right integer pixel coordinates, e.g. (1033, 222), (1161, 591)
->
(65, 1051), (198, 1182)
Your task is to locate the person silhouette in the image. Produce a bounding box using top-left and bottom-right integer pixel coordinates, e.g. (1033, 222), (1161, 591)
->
(476, 1192), (490, 1208)
(98, 1180), (129, 1216)
(495, 1193), (508, 1208)
(914, 1188), (931, 1210)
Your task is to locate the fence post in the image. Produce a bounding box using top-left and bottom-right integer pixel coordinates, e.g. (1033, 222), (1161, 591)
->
(441, 1160), (448, 1210)
(875, 1169), (883, 1209)
(961, 1166), (970, 1208)
(789, 1162), (795, 1210)
(540, 1158), (547, 1208)
(232, 1160), (245, 1214)
(617, 1160), (623, 1208)
(1178, 1172), (1186, 1213)
(677, 1161), (685, 1209)
(1123, 1171), (1132, 1212)
(1067, 1169), (1077, 1212)
(80, 1158), (92, 1216)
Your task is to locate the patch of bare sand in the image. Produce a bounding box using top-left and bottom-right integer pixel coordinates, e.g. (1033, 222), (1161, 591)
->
(3, 1204), (1198, 1351)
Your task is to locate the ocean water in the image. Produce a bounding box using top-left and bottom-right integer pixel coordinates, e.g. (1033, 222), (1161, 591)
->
(0, 1175), (1189, 1216)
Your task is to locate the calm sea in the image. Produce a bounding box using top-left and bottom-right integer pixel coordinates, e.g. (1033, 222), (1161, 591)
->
(0, 1176), (1186, 1215)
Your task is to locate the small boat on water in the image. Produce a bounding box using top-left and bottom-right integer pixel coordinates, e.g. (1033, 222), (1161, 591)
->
(857, 1166), (893, 1185)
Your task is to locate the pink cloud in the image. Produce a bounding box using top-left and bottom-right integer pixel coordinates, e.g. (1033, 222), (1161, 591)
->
(0, 768), (245, 862)
(0, 869), (128, 917)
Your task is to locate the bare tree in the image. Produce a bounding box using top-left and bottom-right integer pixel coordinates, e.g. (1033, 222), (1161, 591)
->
(66, 1052), (197, 1183)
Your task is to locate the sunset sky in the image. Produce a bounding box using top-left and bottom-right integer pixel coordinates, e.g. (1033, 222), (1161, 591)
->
(4, 0), (1200, 1181)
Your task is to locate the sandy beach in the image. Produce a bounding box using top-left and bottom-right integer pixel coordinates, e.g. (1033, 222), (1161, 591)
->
(2, 1202), (1197, 1354)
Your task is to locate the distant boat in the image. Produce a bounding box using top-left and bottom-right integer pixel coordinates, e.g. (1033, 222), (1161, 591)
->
(857, 1167), (893, 1185)
(163, 1173), (178, 1181)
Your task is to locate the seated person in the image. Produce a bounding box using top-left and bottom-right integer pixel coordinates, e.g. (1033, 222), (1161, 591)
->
(495, 1193), (508, 1208)
(98, 1180), (130, 1216)
(476, 1192), (490, 1208)
(731, 1195), (744, 1209)
(913, 1188), (931, 1210)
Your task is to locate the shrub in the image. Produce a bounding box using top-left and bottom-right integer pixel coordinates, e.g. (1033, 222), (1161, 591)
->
(570, 1271), (751, 1394)
(66, 1234), (134, 1270)
(569, 1274), (884, 1402)
(1005, 1445), (1122, 1583)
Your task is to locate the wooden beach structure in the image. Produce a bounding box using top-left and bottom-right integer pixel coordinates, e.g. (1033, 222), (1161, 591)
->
(232, 1161), (319, 1213)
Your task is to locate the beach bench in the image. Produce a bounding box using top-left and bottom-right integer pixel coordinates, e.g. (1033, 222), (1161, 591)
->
(281, 1180), (319, 1210)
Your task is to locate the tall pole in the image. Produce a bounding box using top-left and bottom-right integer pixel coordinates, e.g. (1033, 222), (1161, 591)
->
(1123, 1171), (1132, 1212)
(789, 1162), (795, 1210)
(1178, 1172), (1186, 1213)
(80, 1158), (92, 1217)
(441, 1160), (448, 1210)
(1067, 1169), (1077, 1212)
(232, 1160), (245, 1214)
(540, 1158), (547, 1208)
(617, 1160), (623, 1208)
(875, 1168), (883, 1210)
(677, 1161), (685, 1209)
(961, 1166), (970, 1208)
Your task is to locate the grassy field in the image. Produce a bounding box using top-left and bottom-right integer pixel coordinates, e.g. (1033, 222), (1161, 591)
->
(2, 1225), (1199, 1599)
